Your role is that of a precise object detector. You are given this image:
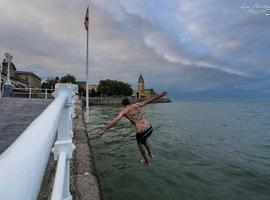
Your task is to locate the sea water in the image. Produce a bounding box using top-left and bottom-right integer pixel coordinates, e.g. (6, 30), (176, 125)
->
(86, 101), (270, 200)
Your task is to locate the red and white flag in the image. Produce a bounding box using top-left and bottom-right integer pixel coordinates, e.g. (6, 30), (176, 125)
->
(84, 6), (89, 30)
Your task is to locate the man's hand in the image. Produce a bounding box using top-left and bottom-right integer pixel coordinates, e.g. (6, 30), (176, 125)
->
(160, 91), (168, 97)
(96, 130), (104, 139)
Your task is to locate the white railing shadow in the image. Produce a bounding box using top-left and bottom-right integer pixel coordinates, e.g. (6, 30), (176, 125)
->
(0, 83), (78, 200)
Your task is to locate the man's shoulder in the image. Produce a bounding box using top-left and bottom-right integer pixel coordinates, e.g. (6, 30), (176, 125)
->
(134, 102), (144, 108)
(122, 104), (136, 113)
(121, 106), (131, 114)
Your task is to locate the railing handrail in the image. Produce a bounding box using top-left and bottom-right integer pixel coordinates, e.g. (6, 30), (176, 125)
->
(12, 87), (55, 99)
(0, 83), (78, 200)
(13, 87), (55, 91)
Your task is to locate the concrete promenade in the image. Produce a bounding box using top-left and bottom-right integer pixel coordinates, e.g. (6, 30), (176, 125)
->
(0, 98), (52, 154)
(70, 100), (101, 200)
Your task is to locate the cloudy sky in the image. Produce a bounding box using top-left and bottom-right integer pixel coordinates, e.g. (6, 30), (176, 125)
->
(0, 0), (269, 99)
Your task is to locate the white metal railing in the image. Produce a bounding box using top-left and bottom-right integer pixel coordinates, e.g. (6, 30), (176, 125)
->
(0, 83), (78, 200)
(13, 88), (55, 99)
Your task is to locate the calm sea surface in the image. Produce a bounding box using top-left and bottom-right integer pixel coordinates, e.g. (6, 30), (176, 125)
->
(86, 101), (270, 200)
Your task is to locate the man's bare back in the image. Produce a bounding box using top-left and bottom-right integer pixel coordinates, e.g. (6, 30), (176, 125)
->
(123, 103), (150, 132)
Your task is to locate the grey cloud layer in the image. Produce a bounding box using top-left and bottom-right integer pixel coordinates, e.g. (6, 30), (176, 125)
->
(0, 0), (269, 98)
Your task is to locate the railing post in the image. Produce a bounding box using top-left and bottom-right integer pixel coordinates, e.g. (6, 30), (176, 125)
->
(45, 89), (48, 99)
(69, 95), (77, 138)
(29, 88), (32, 99)
(51, 84), (78, 200)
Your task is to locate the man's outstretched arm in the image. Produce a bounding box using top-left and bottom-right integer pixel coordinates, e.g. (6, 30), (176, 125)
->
(96, 110), (125, 138)
(139, 91), (167, 107)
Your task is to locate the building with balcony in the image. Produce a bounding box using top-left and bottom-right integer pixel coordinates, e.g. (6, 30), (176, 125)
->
(15, 71), (41, 88)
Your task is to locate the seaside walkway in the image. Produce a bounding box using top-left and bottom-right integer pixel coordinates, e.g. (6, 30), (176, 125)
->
(0, 95), (101, 200)
(0, 98), (52, 153)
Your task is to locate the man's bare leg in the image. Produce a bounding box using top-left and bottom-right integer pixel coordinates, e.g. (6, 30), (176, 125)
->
(137, 142), (150, 165)
(144, 141), (153, 159)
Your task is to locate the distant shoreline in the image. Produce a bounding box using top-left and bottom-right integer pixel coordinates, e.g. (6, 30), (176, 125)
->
(81, 97), (172, 106)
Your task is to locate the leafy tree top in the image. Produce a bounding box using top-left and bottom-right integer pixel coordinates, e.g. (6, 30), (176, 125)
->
(97, 79), (133, 97)
(60, 74), (76, 84)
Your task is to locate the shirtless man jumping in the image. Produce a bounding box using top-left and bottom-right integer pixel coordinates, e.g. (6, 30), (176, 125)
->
(96, 91), (167, 166)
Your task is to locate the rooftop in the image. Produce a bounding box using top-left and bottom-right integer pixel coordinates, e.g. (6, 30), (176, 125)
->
(15, 71), (41, 81)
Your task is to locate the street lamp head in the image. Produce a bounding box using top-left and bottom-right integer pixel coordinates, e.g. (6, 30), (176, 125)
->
(4, 53), (13, 61)
(4, 53), (10, 59)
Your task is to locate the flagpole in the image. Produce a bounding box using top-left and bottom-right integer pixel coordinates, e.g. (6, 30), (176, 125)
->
(86, 5), (90, 122)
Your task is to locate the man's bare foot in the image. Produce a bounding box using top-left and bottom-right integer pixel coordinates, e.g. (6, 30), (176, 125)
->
(140, 159), (149, 166)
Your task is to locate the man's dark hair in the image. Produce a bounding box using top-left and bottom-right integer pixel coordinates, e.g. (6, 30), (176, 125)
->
(121, 98), (130, 106)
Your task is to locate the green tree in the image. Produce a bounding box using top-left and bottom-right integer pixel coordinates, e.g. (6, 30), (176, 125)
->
(41, 77), (58, 89)
(42, 74), (77, 90)
(90, 88), (97, 97)
(97, 79), (133, 97)
(60, 74), (76, 84)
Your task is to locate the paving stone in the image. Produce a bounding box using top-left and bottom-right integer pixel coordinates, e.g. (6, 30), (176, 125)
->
(0, 98), (52, 154)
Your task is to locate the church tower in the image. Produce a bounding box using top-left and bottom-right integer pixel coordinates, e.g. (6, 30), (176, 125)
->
(133, 73), (157, 99)
(138, 73), (145, 90)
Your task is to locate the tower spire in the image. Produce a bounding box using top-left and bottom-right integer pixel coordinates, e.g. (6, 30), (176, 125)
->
(138, 73), (145, 90)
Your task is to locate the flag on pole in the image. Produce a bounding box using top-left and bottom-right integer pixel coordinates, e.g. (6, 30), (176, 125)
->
(85, 5), (90, 114)
(84, 6), (89, 30)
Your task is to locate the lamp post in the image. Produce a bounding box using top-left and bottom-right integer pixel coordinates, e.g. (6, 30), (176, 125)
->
(4, 53), (13, 85)
(3, 53), (14, 97)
